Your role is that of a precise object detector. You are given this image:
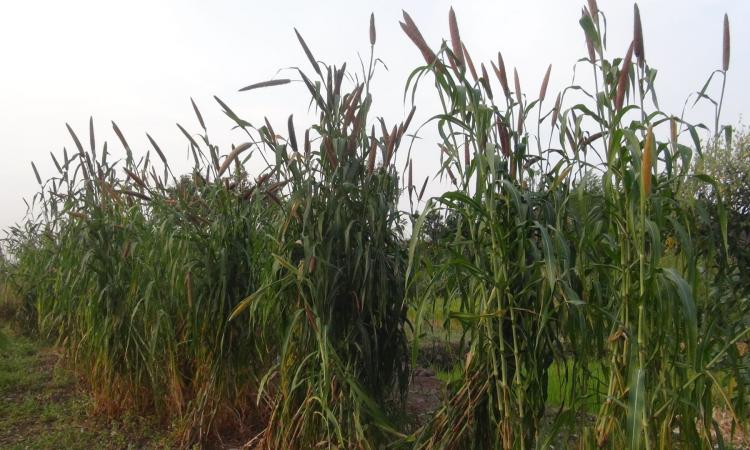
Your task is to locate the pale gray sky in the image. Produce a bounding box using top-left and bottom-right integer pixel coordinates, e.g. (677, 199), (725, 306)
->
(0, 1), (747, 231)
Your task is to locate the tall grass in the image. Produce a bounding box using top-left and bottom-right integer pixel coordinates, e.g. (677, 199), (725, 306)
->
(230, 24), (414, 449)
(403, 8), (583, 448)
(571, 5), (747, 447)
(404, 3), (748, 449)
(3, 113), (277, 444)
(1, 3), (747, 450)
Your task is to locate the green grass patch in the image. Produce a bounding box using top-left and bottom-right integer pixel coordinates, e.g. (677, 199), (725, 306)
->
(0, 326), (173, 450)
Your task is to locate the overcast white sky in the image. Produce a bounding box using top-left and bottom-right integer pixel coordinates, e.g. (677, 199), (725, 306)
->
(0, 0), (747, 231)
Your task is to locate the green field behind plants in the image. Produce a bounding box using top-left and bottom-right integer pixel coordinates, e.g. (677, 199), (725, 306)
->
(2, 1), (749, 449)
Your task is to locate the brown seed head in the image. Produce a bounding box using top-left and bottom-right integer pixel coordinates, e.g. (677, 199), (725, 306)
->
(539, 64), (551, 102)
(551, 93), (562, 128)
(287, 115), (298, 153)
(583, 9), (597, 62)
(263, 117), (277, 145)
(493, 52), (510, 98)
(239, 79), (291, 92)
(498, 122), (511, 158)
(400, 11), (437, 66)
(323, 137), (338, 169)
(462, 42), (478, 83)
(615, 41), (635, 113)
(124, 168), (147, 189)
(217, 142), (252, 177)
(446, 166), (457, 185)
(587, 0), (599, 24)
(634, 4), (645, 67)
(190, 98), (206, 130)
(294, 28), (321, 76)
(112, 121), (132, 154)
(418, 176), (428, 201)
(480, 63), (493, 100)
(449, 7), (464, 68)
(723, 13), (730, 71)
(385, 124), (397, 166)
(408, 159), (413, 193)
(370, 13), (376, 46)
